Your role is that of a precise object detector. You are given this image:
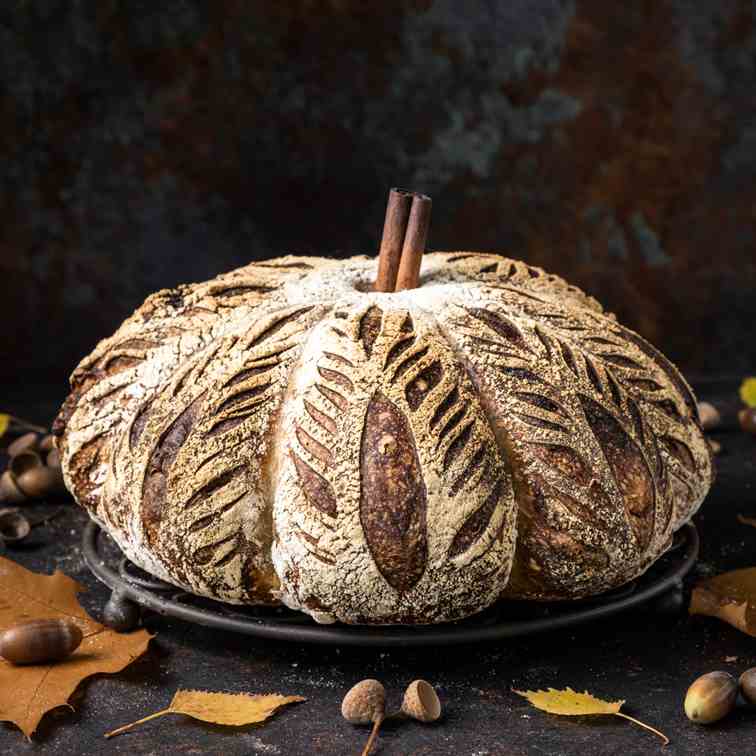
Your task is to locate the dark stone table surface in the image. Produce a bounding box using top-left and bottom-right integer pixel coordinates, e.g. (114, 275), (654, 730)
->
(0, 378), (754, 755)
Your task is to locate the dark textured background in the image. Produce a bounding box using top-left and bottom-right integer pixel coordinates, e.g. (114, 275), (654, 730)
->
(2, 1), (755, 387)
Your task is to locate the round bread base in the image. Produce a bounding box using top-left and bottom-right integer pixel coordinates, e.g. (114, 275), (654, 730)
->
(82, 521), (698, 648)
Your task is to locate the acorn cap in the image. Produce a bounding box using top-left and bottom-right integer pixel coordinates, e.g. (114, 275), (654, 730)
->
(0, 509), (31, 543)
(341, 679), (385, 724)
(9, 450), (43, 478)
(401, 679), (441, 723)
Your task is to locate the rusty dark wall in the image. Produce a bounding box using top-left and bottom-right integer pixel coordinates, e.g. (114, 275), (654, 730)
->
(1, 0), (754, 385)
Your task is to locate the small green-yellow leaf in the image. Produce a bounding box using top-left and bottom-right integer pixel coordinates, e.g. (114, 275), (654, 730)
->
(740, 377), (756, 408)
(169, 689), (305, 726)
(0, 414), (9, 439)
(514, 687), (623, 716)
(105, 689), (305, 738)
(514, 686), (669, 745)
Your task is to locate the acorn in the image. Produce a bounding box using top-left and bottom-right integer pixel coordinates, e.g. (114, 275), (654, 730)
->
(0, 508), (31, 543)
(7, 432), (39, 458)
(16, 465), (64, 498)
(739, 407), (756, 435)
(0, 618), (83, 664)
(401, 679), (442, 723)
(0, 470), (27, 503)
(739, 667), (756, 706)
(684, 671), (738, 724)
(697, 401), (721, 431)
(342, 679), (386, 756)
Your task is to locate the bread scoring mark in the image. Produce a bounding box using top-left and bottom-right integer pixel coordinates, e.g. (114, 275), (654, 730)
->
(304, 399), (337, 435)
(512, 412), (569, 434)
(212, 284), (277, 297)
(430, 386), (459, 428)
(359, 306), (383, 358)
(323, 351), (354, 368)
(142, 393), (206, 544)
(599, 352), (645, 370)
(391, 345), (430, 381)
(614, 324), (698, 417)
(559, 340), (579, 377)
(514, 392), (569, 418)
(466, 307), (525, 349)
(385, 334), (417, 368)
(291, 450), (337, 517)
(627, 397), (645, 444)
(216, 383), (271, 415)
(584, 356), (603, 395)
(188, 491), (245, 533)
(527, 443), (592, 487)
(129, 400), (152, 450)
(443, 422), (475, 471)
(295, 425), (334, 467)
(449, 445), (487, 496)
(578, 394), (655, 550)
(247, 306), (314, 349)
(449, 477), (503, 558)
(181, 465), (246, 511)
(295, 526), (335, 565)
(653, 398), (684, 422)
(315, 382), (349, 412)
(359, 392), (428, 593)
(405, 361), (443, 410)
(317, 366), (354, 393)
(660, 434), (696, 473)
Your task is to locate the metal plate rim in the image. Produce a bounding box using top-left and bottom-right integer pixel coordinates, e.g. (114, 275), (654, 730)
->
(82, 521), (698, 648)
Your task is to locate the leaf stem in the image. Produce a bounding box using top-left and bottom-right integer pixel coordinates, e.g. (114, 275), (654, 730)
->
(104, 709), (172, 739)
(613, 712), (669, 746)
(361, 715), (383, 756)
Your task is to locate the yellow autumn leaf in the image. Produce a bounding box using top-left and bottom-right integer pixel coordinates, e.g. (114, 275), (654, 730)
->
(0, 413), (9, 439)
(514, 687), (623, 716)
(105, 689), (305, 738)
(740, 377), (756, 408)
(514, 687), (668, 745)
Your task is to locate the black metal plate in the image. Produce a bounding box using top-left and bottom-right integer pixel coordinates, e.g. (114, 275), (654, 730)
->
(82, 520), (698, 648)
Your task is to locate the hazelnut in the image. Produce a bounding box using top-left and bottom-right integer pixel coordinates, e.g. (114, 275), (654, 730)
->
(739, 407), (756, 435)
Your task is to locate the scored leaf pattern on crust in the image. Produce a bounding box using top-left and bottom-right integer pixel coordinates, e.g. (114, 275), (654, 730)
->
(439, 260), (710, 599)
(272, 303), (517, 622)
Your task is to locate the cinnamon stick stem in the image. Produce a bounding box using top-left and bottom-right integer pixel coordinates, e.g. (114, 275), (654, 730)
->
(395, 193), (431, 291)
(375, 188), (412, 292)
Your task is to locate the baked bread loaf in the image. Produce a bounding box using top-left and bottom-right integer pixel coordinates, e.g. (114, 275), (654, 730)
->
(54, 253), (712, 624)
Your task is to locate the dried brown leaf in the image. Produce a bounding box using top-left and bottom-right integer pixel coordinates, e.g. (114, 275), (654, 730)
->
(0, 556), (152, 738)
(105, 689), (305, 738)
(690, 567), (756, 636)
(514, 687), (668, 745)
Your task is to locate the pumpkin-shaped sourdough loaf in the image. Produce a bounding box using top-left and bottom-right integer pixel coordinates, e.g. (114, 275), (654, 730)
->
(54, 253), (712, 624)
